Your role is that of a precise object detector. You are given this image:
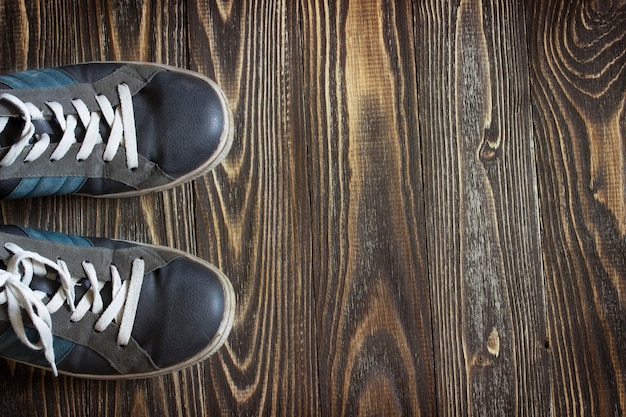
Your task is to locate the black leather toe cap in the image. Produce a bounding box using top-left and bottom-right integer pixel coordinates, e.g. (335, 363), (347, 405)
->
(134, 70), (226, 178)
(130, 257), (226, 368)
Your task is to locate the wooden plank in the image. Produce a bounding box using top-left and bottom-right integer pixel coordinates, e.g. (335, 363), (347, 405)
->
(188, 1), (320, 416)
(300, 0), (436, 415)
(415, 0), (551, 415)
(526, 0), (626, 415)
(0, 1), (212, 416)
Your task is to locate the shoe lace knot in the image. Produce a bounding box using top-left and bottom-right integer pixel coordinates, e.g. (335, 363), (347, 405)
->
(0, 242), (145, 376)
(0, 83), (138, 170)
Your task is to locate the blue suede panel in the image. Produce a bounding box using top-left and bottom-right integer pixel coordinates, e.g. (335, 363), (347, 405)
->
(0, 68), (76, 89)
(4, 176), (86, 200)
(0, 327), (75, 368)
(20, 227), (93, 247)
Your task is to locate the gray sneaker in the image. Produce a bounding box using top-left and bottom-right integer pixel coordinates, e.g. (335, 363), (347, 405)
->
(0, 225), (235, 379)
(0, 62), (233, 198)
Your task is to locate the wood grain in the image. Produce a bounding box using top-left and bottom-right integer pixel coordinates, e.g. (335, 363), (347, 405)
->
(0, 0), (624, 415)
(416, 0), (551, 415)
(527, 0), (626, 415)
(300, 0), (436, 415)
(189, 1), (319, 416)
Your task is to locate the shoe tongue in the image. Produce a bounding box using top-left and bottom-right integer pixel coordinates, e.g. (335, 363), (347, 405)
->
(0, 117), (64, 148)
(0, 116), (110, 148)
(0, 118), (25, 147)
(29, 274), (59, 295)
(29, 274), (113, 307)
(32, 119), (62, 136)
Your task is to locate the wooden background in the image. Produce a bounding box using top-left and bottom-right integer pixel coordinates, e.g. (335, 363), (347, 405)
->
(0, 0), (624, 415)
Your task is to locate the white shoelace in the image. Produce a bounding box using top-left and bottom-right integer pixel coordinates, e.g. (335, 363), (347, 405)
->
(0, 84), (138, 169)
(0, 243), (145, 376)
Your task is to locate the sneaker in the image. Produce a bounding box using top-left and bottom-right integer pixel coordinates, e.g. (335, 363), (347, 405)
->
(0, 62), (233, 199)
(0, 225), (235, 379)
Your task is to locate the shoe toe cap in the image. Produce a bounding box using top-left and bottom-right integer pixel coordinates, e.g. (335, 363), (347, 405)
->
(131, 256), (227, 369)
(134, 70), (228, 178)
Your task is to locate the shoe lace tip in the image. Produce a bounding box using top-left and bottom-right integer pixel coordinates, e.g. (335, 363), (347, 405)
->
(46, 355), (58, 377)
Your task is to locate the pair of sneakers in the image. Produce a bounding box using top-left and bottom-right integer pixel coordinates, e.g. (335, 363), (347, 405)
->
(0, 62), (236, 379)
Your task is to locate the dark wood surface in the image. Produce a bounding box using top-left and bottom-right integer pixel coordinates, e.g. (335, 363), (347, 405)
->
(0, 0), (623, 416)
